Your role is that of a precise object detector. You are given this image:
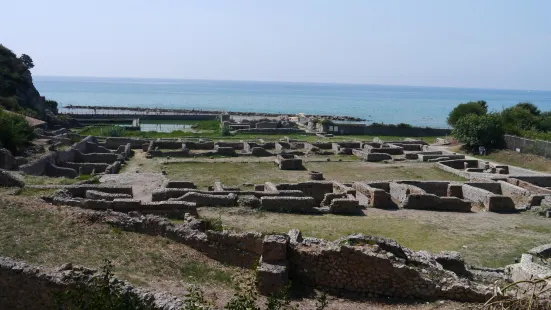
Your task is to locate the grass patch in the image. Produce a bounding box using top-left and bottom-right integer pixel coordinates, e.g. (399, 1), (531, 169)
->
(197, 207), (551, 268)
(473, 149), (551, 173)
(23, 175), (80, 186)
(0, 195), (239, 287)
(163, 162), (309, 188)
(15, 187), (58, 197)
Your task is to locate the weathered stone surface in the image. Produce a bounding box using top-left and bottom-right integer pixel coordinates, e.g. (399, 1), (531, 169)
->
(0, 256), (184, 309)
(85, 190), (133, 201)
(0, 170), (25, 187)
(262, 235), (289, 262)
(0, 148), (16, 170)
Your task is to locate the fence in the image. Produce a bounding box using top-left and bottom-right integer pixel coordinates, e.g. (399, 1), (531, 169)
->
(504, 135), (551, 158)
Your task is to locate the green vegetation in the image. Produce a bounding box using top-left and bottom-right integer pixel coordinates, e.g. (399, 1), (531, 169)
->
(452, 113), (504, 148)
(0, 107), (34, 152)
(447, 101), (488, 127)
(100, 125), (126, 137)
(449, 101), (551, 145)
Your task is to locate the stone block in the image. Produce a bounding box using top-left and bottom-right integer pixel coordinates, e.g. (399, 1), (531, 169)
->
(262, 234), (289, 262)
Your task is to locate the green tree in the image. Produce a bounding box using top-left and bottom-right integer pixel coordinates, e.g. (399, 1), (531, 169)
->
(501, 105), (540, 135)
(515, 102), (540, 116)
(45, 99), (59, 114)
(447, 101), (488, 127)
(452, 113), (504, 148)
(19, 54), (34, 69)
(0, 108), (34, 152)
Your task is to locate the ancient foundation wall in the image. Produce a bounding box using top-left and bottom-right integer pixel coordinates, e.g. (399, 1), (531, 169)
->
(275, 182), (333, 204)
(260, 196), (316, 213)
(104, 137), (147, 149)
(0, 257), (184, 310)
(403, 194), (472, 212)
(397, 181), (450, 197)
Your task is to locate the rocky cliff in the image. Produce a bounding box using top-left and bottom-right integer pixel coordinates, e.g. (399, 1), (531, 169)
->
(0, 44), (46, 118)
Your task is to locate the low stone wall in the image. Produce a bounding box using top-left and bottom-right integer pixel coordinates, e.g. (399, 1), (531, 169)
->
(418, 154), (465, 162)
(216, 141), (244, 149)
(260, 196), (316, 213)
(151, 188), (304, 201)
(165, 180), (197, 189)
(215, 146), (237, 156)
(275, 155), (303, 170)
(353, 149), (392, 162)
(397, 181), (450, 197)
(275, 181), (333, 204)
(173, 192), (237, 207)
(45, 162), (78, 178)
(251, 147), (273, 156)
(64, 185), (133, 197)
(364, 144), (404, 155)
(63, 162), (109, 174)
(104, 137), (147, 149)
(329, 198), (361, 214)
(462, 184), (516, 212)
(275, 142), (290, 153)
(75, 150), (119, 164)
(506, 177), (551, 195)
(183, 141), (215, 150)
(353, 182), (394, 209)
(0, 257), (184, 309)
(403, 194), (472, 212)
(85, 190), (132, 200)
(389, 182), (426, 204)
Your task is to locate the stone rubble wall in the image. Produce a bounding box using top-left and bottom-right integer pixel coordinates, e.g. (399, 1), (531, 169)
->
(104, 137), (147, 149)
(260, 196), (316, 213)
(172, 192), (237, 207)
(164, 180), (197, 189)
(364, 144), (404, 155)
(151, 188), (304, 201)
(397, 181), (451, 197)
(216, 141), (244, 149)
(403, 194), (472, 212)
(462, 184), (516, 212)
(353, 149), (392, 162)
(275, 155), (303, 170)
(389, 182), (426, 204)
(352, 182), (394, 209)
(85, 190), (133, 200)
(45, 162), (78, 178)
(506, 177), (551, 195)
(0, 257), (184, 310)
(63, 162), (109, 174)
(74, 150), (119, 164)
(0, 148), (17, 170)
(418, 154), (465, 162)
(275, 181), (333, 204)
(329, 197), (361, 214)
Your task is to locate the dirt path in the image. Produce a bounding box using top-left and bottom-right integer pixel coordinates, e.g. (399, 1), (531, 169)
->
(100, 173), (166, 202)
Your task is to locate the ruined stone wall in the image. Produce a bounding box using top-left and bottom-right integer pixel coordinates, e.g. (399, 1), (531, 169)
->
(275, 181), (333, 204)
(462, 184), (516, 212)
(506, 178), (551, 194)
(165, 181), (197, 189)
(403, 194), (472, 212)
(175, 192), (237, 207)
(352, 182), (393, 209)
(216, 141), (244, 149)
(398, 181), (450, 197)
(104, 137), (147, 149)
(465, 182), (502, 194)
(0, 257), (184, 310)
(513, 176), (551, 188)
(75, 151), (119, 164)
(63, 162), (109, 174)
(389, 182), (426, 204)
(260, 196), (316, 213)
(151, 188), (304, 201)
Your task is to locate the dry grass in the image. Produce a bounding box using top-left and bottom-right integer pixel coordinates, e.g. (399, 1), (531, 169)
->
(198, 207), (551, 268)
(0, 195), (240, 291)
(450, 146), (551, 173)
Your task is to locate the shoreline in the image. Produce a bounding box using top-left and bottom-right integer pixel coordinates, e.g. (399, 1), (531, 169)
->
(62, 105), (366, 122)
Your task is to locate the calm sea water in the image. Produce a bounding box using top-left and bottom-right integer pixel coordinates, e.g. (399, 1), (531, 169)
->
(34, 76), (551, 128)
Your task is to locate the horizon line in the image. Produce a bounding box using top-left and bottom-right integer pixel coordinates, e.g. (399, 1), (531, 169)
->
(33, 74), (551, 93)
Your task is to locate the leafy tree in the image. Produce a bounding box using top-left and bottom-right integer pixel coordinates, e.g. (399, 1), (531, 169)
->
(0, 108), (34, 152)
(452, 113), (504, 148)
(19, 54), (34, 69)
(447, 101), (488, 127)
(45, 99), (59, 114)
(501, 105), (539, 135)
(515, 102), (540, 116)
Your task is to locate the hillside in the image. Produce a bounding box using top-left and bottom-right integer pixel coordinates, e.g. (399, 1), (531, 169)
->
(0, 44), (50, 119)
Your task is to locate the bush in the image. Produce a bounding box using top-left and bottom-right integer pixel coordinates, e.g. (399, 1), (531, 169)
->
(55, 260), (149, 310)
(99, 126), (126, 137)
(220, 124), (231, 136)
(452, 113), (504, 148)
(45, 99), (59, 114)
(447, 101), (488, 127)
(0, 108), (34, 152)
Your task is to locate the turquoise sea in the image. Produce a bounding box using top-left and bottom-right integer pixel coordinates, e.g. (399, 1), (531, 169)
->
(34, 76), (551, 128)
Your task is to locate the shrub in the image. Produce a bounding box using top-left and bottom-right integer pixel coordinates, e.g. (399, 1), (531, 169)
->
(397, 123), (412, 128)
(452, 113), (504, 148)
(447, 101), (488, 127)
(99, 126), (126, 137)
(45, 99), (59, 114)
(501, 105), (540, 135)
(220, 124), (231, 136)
(54, 260), (149, 310)
(0, 108), (34, 152)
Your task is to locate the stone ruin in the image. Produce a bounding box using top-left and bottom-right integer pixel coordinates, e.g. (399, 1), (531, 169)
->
(0, 256), (184, 309)
(22, 207), (504, 302)
(18, 136), (132, 177)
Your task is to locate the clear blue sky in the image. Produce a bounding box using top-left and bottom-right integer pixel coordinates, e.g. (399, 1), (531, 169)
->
(3, 0), (551, 90)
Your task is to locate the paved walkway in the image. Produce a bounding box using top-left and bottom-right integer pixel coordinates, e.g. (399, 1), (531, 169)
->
(100, 173), (167, 202)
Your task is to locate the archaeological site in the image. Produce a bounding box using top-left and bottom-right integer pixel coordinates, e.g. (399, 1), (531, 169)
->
(3, 126), (551, 309)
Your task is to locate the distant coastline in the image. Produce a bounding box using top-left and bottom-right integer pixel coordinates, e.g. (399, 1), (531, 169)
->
(34, 76), (551, 128)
